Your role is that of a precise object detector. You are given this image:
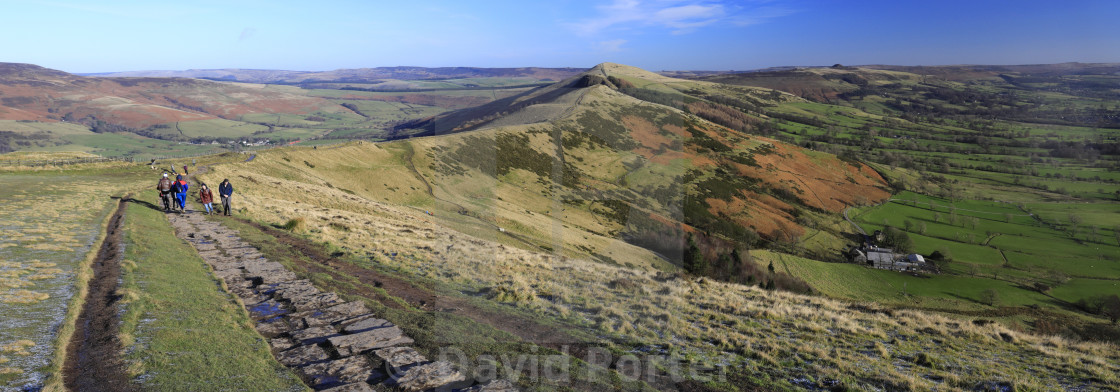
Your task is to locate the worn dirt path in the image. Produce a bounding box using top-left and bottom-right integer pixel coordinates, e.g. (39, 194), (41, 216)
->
(62, 198), (137, 392)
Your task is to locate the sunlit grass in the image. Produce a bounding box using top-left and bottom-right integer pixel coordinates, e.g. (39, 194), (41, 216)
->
(202, 143), (1120, 390)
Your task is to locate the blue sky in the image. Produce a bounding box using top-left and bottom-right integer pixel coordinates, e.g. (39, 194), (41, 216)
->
(3, 0), (1118, 73)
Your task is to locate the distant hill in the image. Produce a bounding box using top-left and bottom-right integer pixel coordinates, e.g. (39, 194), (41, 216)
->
(83, 66), (586, 84)
(0, 62), (341, 129)
(700, 62), (1120, 127)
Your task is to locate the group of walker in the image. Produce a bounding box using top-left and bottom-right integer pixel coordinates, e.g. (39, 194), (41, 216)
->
(156, 172), (234, 215)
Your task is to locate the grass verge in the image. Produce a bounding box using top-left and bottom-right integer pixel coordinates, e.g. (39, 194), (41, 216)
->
(116, 202), (306, 391)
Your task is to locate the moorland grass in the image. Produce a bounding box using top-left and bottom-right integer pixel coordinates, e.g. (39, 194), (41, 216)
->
(196, 142), (1120, 390)
(213, 215), (652, 391)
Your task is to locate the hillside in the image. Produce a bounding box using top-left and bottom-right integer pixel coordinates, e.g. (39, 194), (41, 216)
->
(194, 141), (1117, 391)
(0, 63), (341, 129)
(397, 63), (889, 252)
(0, 63), (545, 156)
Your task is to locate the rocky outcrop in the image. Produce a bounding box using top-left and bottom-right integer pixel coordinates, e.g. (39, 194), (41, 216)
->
(169, 212), (512, 391)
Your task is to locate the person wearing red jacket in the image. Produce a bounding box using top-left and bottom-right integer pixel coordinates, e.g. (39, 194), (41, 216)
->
(199, 183), (215, 215)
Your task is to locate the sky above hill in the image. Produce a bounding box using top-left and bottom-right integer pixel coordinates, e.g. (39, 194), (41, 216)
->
(3, 0), (1118, 73)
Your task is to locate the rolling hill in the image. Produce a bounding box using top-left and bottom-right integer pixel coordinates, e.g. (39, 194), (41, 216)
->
(0, 62), (342, 129)
(83, 66), (585, 84)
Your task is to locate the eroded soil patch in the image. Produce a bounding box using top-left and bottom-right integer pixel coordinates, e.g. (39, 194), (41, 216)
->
(62, 198), (135, 392)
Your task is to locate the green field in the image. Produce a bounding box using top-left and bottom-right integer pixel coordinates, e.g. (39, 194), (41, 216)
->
(830, 191), (1120, 329)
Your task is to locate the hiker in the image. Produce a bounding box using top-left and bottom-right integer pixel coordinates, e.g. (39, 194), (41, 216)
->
(218, 179), (234, 216)
(156, 173), (173, 212)
(198, 183), (215, 215)
(173, 174), (189, 212)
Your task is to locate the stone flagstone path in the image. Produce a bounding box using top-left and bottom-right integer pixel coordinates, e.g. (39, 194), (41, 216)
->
(167, 211), (517, 392)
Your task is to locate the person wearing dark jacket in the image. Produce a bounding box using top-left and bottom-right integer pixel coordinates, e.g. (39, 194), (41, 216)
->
(173, 175), (189, 212)
(156, 173), (173, 212)
(218, 179), (234, 216)
(199, 184), (215, 215)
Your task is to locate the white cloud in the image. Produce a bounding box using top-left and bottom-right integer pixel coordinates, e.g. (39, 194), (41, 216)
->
(566, 0), (791, 36)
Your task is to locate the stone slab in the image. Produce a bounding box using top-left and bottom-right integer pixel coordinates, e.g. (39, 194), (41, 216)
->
(342, 317), (392, 334)
(320, 383), (375, 392)
(388, 360), (467, 392)
(277, 344), (331, 367)
(373, 346), (427, 374)
(298, 355), (382, 389)
(290, 325), (339, 345)
(328, 326), (412, 357)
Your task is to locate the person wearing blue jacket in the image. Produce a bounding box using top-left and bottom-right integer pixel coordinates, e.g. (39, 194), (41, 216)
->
(218, 179), (234, 216)
(173, 174), (189, 212)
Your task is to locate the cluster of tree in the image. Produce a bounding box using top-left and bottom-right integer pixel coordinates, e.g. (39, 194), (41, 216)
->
(681, 232), (812, 294)
(879, 226), (915, 254)
(0, 130), (57, 153)
(1076, 294), (1120, 324)
(621, 209), (810, 294)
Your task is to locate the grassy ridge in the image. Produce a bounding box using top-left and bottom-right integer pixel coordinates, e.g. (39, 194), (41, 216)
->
(116, 200), (306, 390)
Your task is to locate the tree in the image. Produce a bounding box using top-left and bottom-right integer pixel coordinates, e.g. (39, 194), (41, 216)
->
(917, 221), (927, 235)
(933, 212), (942, 223)
(1068, 213), (1083, 238)
(882, 227), (915, 253)
(904, 219), (914, 232)
(981, 289), (1001, 307)
(930, 247), (952, 262)
(684, 234), (707, 275)
(1103, 295), (1120, 324)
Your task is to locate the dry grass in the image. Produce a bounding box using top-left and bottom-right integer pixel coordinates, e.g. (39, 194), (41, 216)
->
(199, 142), (1120, 390)
(281, 216), (308, 232)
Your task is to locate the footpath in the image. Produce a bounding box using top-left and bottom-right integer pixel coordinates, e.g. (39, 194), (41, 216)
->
(166, 211), (516, 392)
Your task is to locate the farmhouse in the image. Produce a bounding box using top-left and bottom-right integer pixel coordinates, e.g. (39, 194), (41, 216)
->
(850, 246), (934, 273)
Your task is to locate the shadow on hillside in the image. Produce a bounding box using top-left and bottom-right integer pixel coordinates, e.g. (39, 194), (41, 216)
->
(945, 292), (985, 306)
(114, 195), (165, 212)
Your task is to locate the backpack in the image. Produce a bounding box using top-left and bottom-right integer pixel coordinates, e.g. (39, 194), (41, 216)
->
(170, 181), (182, 194)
